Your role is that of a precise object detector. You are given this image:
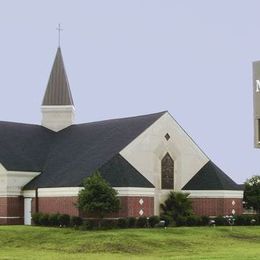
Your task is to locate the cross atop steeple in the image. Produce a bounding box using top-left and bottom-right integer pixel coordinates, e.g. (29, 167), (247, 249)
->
(56, 23), (63, 47)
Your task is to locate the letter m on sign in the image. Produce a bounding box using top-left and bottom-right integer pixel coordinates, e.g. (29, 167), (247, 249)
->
(256, 80), (260, 92)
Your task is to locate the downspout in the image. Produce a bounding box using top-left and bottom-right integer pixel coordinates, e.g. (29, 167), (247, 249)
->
(35, 188), (39, 213)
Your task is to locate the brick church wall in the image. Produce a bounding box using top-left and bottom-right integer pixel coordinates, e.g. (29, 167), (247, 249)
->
(191, 198), (243, 216)
(32, 197), (79, 216)
(98, 196), (154, 218)
(32, 196), (154, 218)
(0, 197), (24, 224)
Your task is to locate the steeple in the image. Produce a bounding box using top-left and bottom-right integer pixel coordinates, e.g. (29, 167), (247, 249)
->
(42, 47), (74, 106)
(41, 47), (75, 132)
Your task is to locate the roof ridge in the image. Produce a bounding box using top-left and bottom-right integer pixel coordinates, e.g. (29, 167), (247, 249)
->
(75, 111), (167, 126)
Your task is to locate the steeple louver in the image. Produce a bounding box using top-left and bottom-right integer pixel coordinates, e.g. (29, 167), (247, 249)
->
(41, 48), (75, 132)
(42, 47), (74, 106)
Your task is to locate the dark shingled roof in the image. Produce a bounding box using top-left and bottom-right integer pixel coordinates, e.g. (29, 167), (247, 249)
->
(0, 121), (54, 172)
(42, 47), (74, 106)
(9, 111), (165, 189)
(99, 154), (154, 188)
(182, 161), (241, 190)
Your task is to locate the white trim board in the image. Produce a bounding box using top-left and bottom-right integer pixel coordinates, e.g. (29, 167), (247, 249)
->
(0, 216), (21, 219)
(184, 190), (243, 199)
(22, 187), (155, 198)
(116, 187), (155, 197)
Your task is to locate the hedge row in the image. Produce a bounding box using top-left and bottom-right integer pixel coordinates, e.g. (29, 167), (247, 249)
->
(32, 213), (260, 229)
(160, 214), (260, 227)
(213, 214), (260, 226)
(160, 214), (210, 227)
(80, 216), (162, 230)
(32, 213), (82, 227)
(32, 213), (160, 229)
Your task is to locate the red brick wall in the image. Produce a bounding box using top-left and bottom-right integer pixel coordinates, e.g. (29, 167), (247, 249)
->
(35, 197), (79, 216)
(33, 196), (154, 218)
(191, 198), (243, 216)
(123, 196), (154, 217)
(0, 197), (24, 225)
(98, 196), (154, 218)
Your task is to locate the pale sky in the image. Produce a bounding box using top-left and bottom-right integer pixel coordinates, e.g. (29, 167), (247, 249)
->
(0, 0), (259, 183)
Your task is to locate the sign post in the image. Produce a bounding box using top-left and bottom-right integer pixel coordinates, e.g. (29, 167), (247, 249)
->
(252, 61), (260, 148)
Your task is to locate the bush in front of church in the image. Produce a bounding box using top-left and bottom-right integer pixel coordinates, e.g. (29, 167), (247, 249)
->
(148, 216), (160, 227)
(127, 217), (136, 228)
(76, 171), (120, 228)
(118, 218), (128, 228)
(71, 216), (83, 227)
(136, 216), (148, 228)
(32, 212), (43, 225)
(58, 214), (70, 227)
(39, 213), (50, 226)
(49, 213), (60, 226)
(160, 191), (193, 226)
(186, 215), (202, 226)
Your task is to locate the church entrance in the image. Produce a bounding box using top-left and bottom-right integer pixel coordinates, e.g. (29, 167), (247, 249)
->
(24, 198), (32, 225)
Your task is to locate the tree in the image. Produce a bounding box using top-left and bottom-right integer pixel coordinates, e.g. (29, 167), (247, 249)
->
(244, 175), (260, 213)
(77, 171), (120, 225)
(160, 191), (193, 224)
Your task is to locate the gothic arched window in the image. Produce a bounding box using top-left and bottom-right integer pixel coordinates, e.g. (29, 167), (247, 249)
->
(161, 153), (174, 189)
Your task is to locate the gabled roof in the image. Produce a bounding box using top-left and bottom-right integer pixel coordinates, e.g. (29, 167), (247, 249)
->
(10, 111), (166, 189)
(0, 121), (54, 172)
(42, 47), (74, 106)
(182, 161), (241, 190)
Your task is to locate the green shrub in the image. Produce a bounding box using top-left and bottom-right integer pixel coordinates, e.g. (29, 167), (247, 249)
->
(201, 216), (210, 226)
(136, 216), (147, 228)
(58, 214), (70, 227)
(127, 217), (136, 228)
(71, 216), (83, 227)
(148, 216), (160, 228)
(49, 213), (60, 226)
(175, 216), (187, 226)
(160, 191), (193, 221)
(186, 215), (202, 226)
(79, 219), (118, 230)
(32, 212), (43, 226)
(254, 214), (260, 225)
(214, 216), (226, 226)
(118, 218), (128, 228)
(160, 215), (172, 227)
(235, 215), (254, 225)
(39, 214), (50, 226)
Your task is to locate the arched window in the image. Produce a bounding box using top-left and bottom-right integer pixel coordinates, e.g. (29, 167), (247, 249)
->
(161, 153), (174, 189)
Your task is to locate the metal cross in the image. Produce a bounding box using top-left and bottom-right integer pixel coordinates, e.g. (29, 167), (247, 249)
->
(56, 24), (63, 47)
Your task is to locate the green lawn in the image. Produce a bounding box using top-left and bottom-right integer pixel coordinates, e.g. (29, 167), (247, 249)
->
(0, 226), (259, 259)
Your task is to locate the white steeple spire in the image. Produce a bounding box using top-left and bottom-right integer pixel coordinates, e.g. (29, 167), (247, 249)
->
(41, 47), (75, 132)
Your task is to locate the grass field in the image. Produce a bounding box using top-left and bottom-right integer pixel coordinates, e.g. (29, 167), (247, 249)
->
(0, 226), (260, 259)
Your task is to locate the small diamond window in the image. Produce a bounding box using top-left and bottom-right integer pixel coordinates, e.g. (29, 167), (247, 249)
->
(139, 209), (144, 216)
(165, 133), (170, 141)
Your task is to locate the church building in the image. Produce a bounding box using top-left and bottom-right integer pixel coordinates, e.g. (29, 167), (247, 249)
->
(0, 47), (243, 225)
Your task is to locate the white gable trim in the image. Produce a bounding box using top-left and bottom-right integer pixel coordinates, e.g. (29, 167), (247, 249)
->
(0, 166), (40, 197)
(22, 187), (155, 198)
(116, 187), (155, 197)
(184, 190), (243, 199)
